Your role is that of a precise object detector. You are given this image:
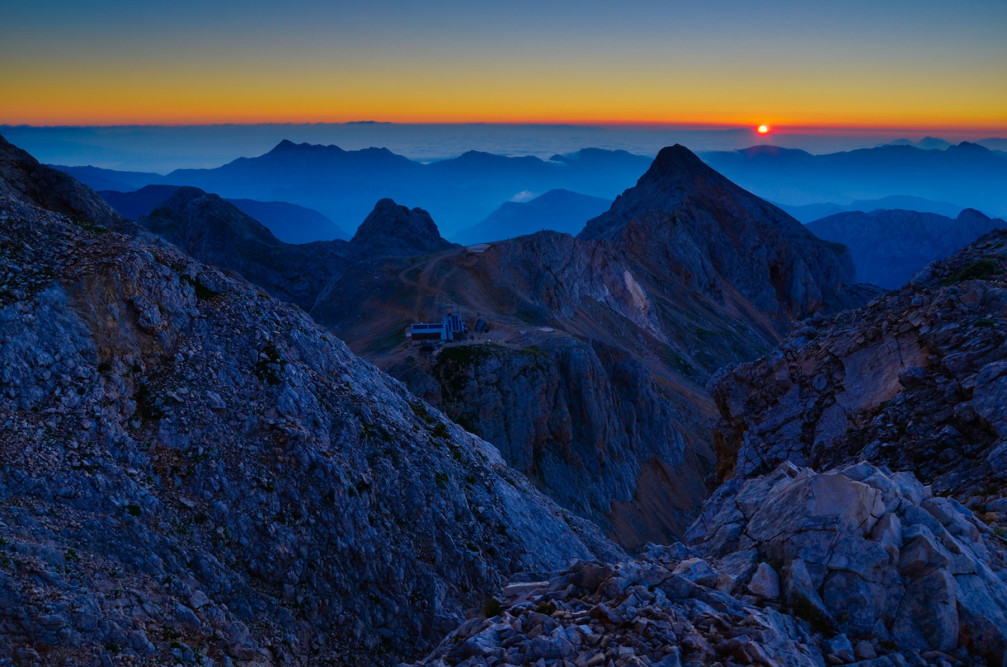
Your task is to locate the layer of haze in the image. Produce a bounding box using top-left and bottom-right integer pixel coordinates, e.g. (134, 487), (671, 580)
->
(2, 0), (1006, 129)
(4, 123), (1004, 174)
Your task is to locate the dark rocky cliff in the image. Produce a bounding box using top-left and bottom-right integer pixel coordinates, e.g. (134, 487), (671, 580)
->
(710, 228), (1007, 511)
(0, 136), (621, 664)
(138, 186), (349, 310)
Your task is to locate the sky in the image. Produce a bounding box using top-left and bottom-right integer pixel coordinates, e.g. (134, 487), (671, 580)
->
(2, 0), (1006, 131)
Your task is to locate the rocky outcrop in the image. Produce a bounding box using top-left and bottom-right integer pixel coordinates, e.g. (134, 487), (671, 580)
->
(0, 134), (125, 230)
(0, 139), (622, 664)
(807, 208), (1005, 289)
(139, 186), (349, 310)
(314, 148), (876, 548)
(417, 462), (1007, 666)
(419, 338), (712, 546)
(349, 197), (458, 257)
(316, 226), (776, 547)
(580, 145), (857, 326)
(710, 229), (1007, 517)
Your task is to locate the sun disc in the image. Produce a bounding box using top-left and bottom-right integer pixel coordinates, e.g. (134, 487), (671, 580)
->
(757, 124), (770, 134)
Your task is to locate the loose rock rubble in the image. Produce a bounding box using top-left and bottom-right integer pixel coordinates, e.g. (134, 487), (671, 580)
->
(416, 463), (1007, 666)
(709, 229), (1007, 523)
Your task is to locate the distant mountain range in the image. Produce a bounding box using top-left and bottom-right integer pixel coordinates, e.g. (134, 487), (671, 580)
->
(701, 142), (1007, 218)
(156, 141), (651, 236)
(806, 208), (1006, 289)
(50, 139), (1007, 242)
(51, 142), (653, 237)
(779, 194), (966, 222)
(451, 189), (610, 244)
(99, 184), (348, 243)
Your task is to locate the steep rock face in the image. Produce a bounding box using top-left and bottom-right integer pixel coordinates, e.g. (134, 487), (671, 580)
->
(709, 229), (1007, 513)
(580, 145), (856, 326)
(139, 186), (349, 310)
(807, 208), (1005, 288)
(349, 197), (458, 257)
(417, 463), (1007, 665)
(315, 228), (776, 548)
(0, 145), (622, 664)
(418, 338), (711, 546)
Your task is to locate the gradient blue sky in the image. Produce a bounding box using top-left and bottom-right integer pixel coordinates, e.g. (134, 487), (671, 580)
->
(2, 0), (1006, 128)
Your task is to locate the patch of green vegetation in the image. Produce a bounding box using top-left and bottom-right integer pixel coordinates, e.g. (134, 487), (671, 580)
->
(822, 240), (848, 256)
(943, 258), (999, 285)
(124, 504), (142, 517)
(254, 341), (287, 386)
(665, 350), (698, 379)
(535, 600), (557, 615)
(975, 318), (996, 327)
(483, 596), (503, 620)
(434, 471), (449, 489)
(180, 273), (219, 300)
(71, 218), (108, 235)
(431, 423), (450, 439)
(437, 343), (504, 366)
(134, 385), (164, 421)
(410, 401), (436, 424)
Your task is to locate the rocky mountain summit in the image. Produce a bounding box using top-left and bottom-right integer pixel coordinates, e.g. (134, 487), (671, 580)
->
(350, 198), (458, 257)
(807, 208), (1005, 289)
(100, 184), (348, 244)
(580, 145), (857, 327)
(0, 136), (622, 664)
(452, 189), (611, 245)
(0, 136), (125, 231)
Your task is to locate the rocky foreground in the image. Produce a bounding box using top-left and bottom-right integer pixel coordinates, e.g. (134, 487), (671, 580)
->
(416, 463), (1007, 666)
(0, 136), (622, 664)
(4, 133), (1007, 665)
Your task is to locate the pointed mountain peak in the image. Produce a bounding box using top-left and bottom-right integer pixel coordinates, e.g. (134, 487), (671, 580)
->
(350, 198), (456, 257)
(144, 185), (280, 246)
(649, 144), (706, 172)
(579, 145), (736, 241)
(957, 207), (991, 222)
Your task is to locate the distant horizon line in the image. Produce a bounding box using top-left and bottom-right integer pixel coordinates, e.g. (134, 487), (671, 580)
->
(3, 121), (1006, 137)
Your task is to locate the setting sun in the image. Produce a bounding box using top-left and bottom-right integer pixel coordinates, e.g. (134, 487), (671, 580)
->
(757, 124), (770, 134)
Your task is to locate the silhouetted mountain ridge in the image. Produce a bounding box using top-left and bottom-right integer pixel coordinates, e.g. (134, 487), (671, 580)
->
(452, 189), (610, 244)
(702, 141), (1007, 217)
(807, 207), (1006, 288)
